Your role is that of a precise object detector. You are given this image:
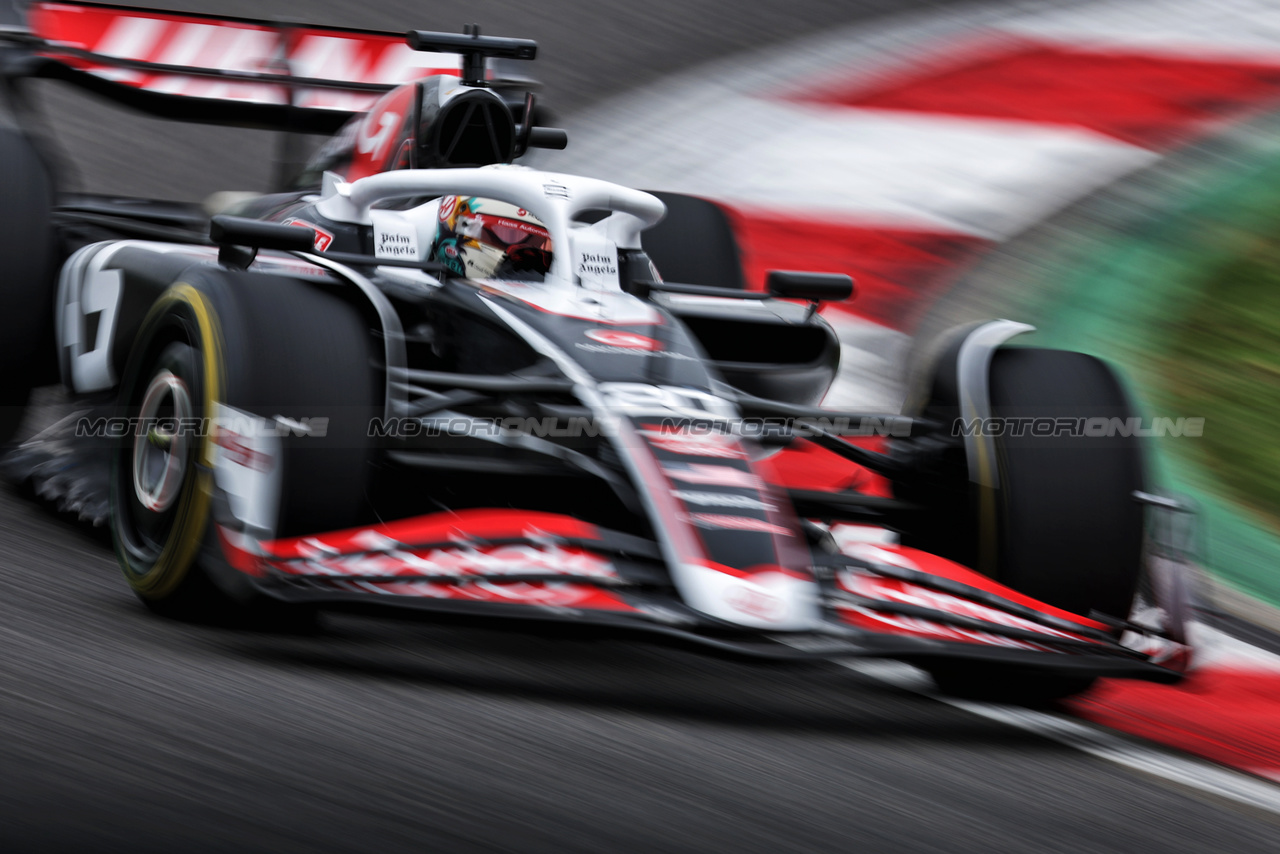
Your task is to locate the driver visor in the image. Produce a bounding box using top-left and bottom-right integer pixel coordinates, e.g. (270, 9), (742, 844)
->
(471, 211), (552, 251)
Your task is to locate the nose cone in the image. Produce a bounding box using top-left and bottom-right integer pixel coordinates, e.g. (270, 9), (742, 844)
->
(681, 563), (822, 631)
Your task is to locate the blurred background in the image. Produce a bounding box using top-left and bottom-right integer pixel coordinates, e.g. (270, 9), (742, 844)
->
(34, 0), (938, 198)
(6, 0), (1280, 851)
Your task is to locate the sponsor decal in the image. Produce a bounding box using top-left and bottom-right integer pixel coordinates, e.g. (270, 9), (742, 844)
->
(840, 607), (1050, 651)
(464, 210), (549, 241)
(726, 582), (784, 622)
(663, 463), (763, 489)
(370, 210), (420, 260)
(841, 542), (920, 571)
(584, 329), (660, 350)
(273, 542), (616, 581)
(690, 513), (790, 535)
(282, 219), (334, 252)
(575, 342), (693, 360)
(673, 490), (775, 511)
(212, 430), (274, 473)
(28, 4), (463, 111)
(210, 403), (281, 533)
(479, 281), (664, 325)
(641, 429), (746, 459)
(598, 383), (735, 419)
(264, 509), (599, 560)
(841, 572), (1091, 642)
(250, 254), (329, 278)
(576, 331), (695, 359)
(578, 252), (616, 277)
(344, 84), (416, 179)
(570, 233), (618, 289)
(343, 579), (631, 611)
(681, 563), (819, 630)
(357, 110), (400, 162)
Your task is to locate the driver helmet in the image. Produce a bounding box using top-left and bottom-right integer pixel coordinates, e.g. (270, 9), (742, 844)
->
(432, 195), (553, 280)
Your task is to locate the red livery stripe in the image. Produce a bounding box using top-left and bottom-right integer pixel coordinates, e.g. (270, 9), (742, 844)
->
(1069, 667), (1280, 782)
(333, 578), (638, 612)
(27, 2), (462, 111)
(808, 42), (1280, 150)
(838, 542), (1109, 631)
(757, 438), (893, 497)
(263, 509), (599, 560)
(725, 206), (988, 330)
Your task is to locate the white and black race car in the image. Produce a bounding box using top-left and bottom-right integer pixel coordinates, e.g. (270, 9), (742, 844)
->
(0, 2), (1195, 702)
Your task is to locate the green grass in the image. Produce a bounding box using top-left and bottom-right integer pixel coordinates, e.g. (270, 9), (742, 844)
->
(1006, 134), (1280, 604)
(1164, 238), (1280, 529)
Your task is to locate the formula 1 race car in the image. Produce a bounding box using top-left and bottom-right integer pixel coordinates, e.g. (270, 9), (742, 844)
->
(0, 3), (1196, 702)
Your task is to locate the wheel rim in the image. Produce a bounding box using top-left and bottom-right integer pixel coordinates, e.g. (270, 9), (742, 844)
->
(132, 368), (193, 514)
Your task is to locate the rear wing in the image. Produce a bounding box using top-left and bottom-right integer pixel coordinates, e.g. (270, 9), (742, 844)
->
(1, 2), (532, 133)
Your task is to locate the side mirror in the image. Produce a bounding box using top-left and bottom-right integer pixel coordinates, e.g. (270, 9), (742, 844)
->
(766, 270), (855, 303)
(211, 215), (317, 269)
(526, 127), (569, 150)
(210, 215), (317, 252)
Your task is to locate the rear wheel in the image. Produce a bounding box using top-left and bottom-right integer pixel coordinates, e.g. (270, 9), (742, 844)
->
(0, 382), (34, 448)
(922, 347), (1146, 702)
(111, 271), (379, 622)
(0, 126), (57, 443)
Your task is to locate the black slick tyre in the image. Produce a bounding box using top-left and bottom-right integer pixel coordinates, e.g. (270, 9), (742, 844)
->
(986, 347), (1145, 621)
(925, 347), (1146, 702)
(0, 126), (57, 443)
(110, 270), (378, 621)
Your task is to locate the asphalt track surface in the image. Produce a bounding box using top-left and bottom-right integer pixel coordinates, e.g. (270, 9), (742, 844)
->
(5, 1), (1280, 851)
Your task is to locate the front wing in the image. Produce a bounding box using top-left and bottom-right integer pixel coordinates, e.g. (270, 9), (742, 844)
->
(213, 508), (1187, 683)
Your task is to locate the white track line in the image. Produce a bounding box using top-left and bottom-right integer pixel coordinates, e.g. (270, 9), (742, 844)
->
(1001, 0), (1280, 61)
(555, 74), (1153, 243)
(840, 657), (1280, 816)
(1192, 621), (1280, 672)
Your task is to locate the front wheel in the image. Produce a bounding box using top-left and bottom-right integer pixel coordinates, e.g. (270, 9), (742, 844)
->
(113, 339), (216, 615)
(110, 272), (379, 622)
(923, 347), (1147, 702)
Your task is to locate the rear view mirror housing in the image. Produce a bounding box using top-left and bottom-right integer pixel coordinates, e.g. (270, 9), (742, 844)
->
(211, 215), (317, 269)
(211, 215), (316, 252)
(766, 270), (854, 303)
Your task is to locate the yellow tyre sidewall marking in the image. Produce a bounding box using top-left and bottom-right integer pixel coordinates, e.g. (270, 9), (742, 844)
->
(126, 283), (225, 599)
